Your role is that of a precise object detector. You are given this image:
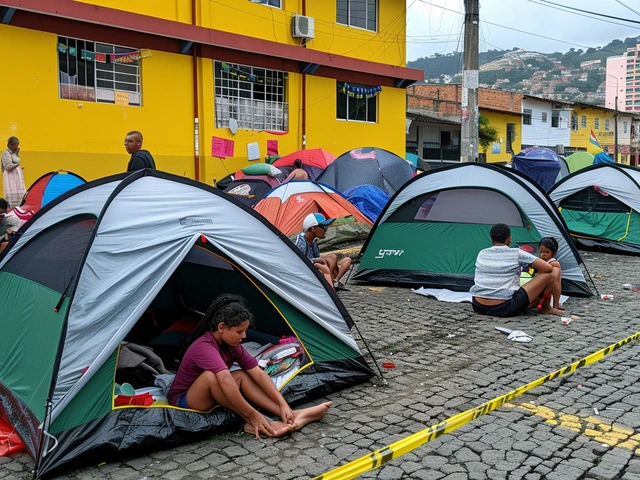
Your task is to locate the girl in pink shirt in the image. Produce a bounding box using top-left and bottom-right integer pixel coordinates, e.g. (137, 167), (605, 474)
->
(168, 294), (331, 438)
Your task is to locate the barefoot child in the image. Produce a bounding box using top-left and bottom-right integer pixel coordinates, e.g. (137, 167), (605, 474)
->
(167, 294), (331, 438)
(538, 237), (563, 310)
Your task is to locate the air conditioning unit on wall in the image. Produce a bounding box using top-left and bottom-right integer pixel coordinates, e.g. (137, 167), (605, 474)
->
(292, 15), (315, 40)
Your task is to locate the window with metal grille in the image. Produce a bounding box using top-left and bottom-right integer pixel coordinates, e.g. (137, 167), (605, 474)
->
(541, 112), (547, 123)
(337, 0), (377, 32)
(595, 118), (600, 130)
(214, 61), (288, 132)
(605, 119), (611, 131)
(336, 82), (377, 123)
(581, 115), (587, 128)
(624, 121), (629, 134)
(523, 109), (532, 125)
(57, 36), (141, 106)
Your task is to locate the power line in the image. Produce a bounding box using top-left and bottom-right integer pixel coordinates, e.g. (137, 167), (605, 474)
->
(531, 0), (640, 26)
(417, 0), (635, 54)
(526, 0), (640, 29)
(614, 0), (640, 17)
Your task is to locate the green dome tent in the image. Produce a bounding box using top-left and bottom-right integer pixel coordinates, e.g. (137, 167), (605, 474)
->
(565, 152), (595, 173)
(0, 170), (373, 476)
(549, 163), (640, 255)
(354, 163), (591, 297)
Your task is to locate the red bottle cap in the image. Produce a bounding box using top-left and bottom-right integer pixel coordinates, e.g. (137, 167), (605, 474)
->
(382, 362), (395, 369)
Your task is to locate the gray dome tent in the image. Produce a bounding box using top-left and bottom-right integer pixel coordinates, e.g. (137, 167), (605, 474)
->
(316, 147), (413, 195)
(355, 163), (591, 297)
(0, 170), (372, 477)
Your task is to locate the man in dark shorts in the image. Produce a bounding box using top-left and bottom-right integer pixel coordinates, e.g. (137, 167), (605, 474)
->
(470, 223), (562, 318)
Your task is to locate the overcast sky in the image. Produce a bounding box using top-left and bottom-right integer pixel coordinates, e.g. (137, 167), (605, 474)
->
(406, 0), (640, 61)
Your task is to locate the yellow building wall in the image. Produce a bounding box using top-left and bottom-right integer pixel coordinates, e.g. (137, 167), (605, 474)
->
(0, 24), (194, 198)
(481, 110), (521, 163)
(198, 65), (406, 185)
(197, 58), (302, 186)
(307, 0), (406, 66)
(76, 0), (192, 23)
(304, 76), (406, 157)
(76, 0), (406, 67)
(571, 106), (616, 156)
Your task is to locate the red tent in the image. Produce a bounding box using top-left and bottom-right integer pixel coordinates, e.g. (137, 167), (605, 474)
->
(272, 148), (336, 180)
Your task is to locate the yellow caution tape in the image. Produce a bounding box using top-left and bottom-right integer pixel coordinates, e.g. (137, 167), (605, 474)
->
(313, 330), (640, 480)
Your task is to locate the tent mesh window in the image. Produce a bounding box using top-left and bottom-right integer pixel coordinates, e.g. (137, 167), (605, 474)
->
(3, 215), (96, 293)
(560, 187), (630, 213)
(389, 188), (529, 227)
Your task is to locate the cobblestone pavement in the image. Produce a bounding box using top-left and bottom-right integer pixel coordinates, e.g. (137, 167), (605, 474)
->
(4, 251), (640, 480)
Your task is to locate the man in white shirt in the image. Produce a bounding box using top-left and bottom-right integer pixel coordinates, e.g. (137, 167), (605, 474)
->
(470, 223), (561, 318)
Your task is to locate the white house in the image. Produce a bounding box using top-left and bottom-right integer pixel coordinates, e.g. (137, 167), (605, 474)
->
(521, 95), (573, 153)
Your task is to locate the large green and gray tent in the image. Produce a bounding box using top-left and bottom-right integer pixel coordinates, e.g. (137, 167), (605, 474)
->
(549, 163), (640, 255)
(0, 170), (372, 477)
(354, 163), (591, 296)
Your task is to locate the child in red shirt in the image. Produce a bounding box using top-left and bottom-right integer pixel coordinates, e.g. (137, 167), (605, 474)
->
(168, 294), (331, 438)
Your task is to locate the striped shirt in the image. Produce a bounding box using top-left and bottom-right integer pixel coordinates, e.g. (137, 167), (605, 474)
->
(295, 232), (320, 261)
(469, 245), (538, 300)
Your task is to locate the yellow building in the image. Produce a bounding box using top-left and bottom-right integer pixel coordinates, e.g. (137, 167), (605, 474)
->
(0, 0), (421, 193)
(480, 108), (522, 164)
(570, 103), (617, 157)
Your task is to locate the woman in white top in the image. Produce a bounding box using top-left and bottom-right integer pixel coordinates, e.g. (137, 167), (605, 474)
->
(1, 137), (26, 208)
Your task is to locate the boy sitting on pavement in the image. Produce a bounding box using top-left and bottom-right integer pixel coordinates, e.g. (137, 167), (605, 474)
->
(295, 213), (352, 289)
(470, 223), (562, 318)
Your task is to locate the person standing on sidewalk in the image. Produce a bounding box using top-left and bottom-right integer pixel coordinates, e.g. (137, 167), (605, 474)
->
(124, 131), (156, 172)
(1, 137), (26, 208)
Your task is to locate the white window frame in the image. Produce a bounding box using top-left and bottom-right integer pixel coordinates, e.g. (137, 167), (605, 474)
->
(214, 61), (288, 132)
(523, 109), (532, 126)
(581, 115), (587, 128)
(551, 110), (560, 128)
(605, 119), (610, 131)
(336, 82), (377, 123)
(253, 0), (281, 8)
(57, 36), (141, 106)
(336, 0), (378, 32)
(595, 118), (600, 130)
(541, 112), (547, 123)
(624, 121), (629, 134)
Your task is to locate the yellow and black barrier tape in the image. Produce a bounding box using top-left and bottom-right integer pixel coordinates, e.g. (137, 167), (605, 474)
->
(313, 330), (640, 480)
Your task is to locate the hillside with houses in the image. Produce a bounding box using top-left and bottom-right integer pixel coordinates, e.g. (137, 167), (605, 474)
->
(407, 36), (640, 105)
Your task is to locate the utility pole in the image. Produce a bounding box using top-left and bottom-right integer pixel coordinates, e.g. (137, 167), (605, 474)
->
(614, 95), (619, 163)
(460, 0), (479, 162)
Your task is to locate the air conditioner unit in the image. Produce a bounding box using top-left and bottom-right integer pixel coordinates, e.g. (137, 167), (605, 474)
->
(292, 15), (315, 40)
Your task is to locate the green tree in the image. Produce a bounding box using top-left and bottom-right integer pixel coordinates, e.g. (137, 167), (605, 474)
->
(478, 114), (499, 153)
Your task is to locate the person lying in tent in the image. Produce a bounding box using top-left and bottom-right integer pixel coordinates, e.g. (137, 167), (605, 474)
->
(470, 223), (563, 318)
(295, 213), (352, 289)
(167, 294), (332, 438)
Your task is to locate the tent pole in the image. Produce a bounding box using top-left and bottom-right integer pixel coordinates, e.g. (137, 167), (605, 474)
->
(34, 399), (53, 478)
(579, 260), (601, 298)
(349, 320), (388, 386)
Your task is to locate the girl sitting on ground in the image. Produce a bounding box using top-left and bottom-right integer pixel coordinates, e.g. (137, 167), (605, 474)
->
(167, 294), (331, 438)
(537, 237), (563, 311)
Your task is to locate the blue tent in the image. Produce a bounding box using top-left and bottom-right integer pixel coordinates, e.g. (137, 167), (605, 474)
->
(343, 184), (390, 222)
(594, 152), (615, 165)
(512, 147), (561, 192)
